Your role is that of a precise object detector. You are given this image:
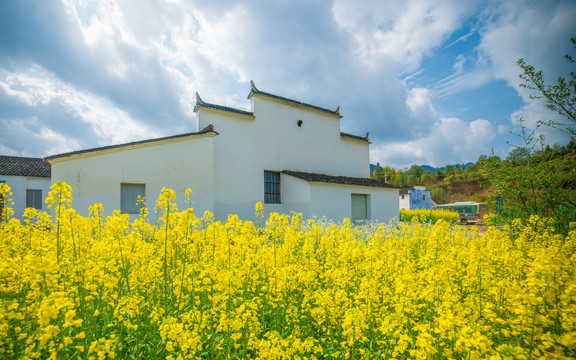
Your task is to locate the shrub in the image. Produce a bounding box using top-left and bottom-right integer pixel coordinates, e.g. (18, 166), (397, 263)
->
(0, 183), (575, 359)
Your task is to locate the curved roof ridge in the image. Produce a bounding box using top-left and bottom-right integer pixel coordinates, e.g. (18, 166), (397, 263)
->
(194, 92), (255, 118)
(248, 81), (342, 117)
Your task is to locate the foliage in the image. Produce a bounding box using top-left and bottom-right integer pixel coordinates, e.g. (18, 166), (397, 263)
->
(400, 208), (459, 224)
(1, 184), (573, 359)
(481, 36), (576, 234)
(518, 36), (576, 135)
(481, 120), (576, 234)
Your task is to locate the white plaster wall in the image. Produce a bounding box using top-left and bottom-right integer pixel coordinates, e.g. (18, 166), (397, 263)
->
(50, 136), (215, 218)
(399, 194), (410, 209)
(308, 183), (399, 223)
(197, 95), (371, 221)
(0, 175), (51, 220)
(278, 175), (311, 218)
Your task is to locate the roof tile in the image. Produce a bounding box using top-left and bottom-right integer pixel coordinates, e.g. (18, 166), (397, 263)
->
(282, 170), (399, 189)
(0, 156), (51, 177)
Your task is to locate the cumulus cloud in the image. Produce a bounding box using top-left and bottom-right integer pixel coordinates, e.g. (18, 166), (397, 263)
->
(0, 65), (154, 154)
(478, 0), (576, 141)
(371, 117), (495, 168)
(0, 0), (574, 168)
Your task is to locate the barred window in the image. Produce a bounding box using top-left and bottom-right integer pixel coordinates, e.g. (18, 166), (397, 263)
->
(264, 171), (281, 204)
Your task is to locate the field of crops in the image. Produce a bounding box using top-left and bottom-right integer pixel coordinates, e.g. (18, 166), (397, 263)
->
(1, 182), (575, 359)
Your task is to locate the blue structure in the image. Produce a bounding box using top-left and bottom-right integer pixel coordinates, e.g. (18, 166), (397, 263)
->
(409, 188), (432, 210)
(400, 186), (432, 210)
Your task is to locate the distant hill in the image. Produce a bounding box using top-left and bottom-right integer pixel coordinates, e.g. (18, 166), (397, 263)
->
(369, 162), (475, 174)
(420, 162), (475, 173)
(370, 163), (383, 173)
(420, 165), (436, 173)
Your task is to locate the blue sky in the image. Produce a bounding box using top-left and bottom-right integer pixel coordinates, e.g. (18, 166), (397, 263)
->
(0, 0), (574, 169)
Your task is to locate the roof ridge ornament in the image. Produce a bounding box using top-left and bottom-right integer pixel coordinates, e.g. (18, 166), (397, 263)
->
(195, 92), (206, 106)
(250, 80), (259, 93)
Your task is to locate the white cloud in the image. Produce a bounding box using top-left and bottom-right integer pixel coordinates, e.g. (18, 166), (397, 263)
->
(0, 117), (82, 156)
(0, 65), (154, 148)
(332, 0), (479, 70)
(479, 0), (576, 134)
(371, 117), (495, 168)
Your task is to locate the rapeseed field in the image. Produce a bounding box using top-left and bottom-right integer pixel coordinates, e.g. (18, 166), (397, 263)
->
(1, 182), (575, 359)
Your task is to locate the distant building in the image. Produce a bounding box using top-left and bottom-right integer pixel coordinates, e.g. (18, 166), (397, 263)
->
(399, 186), (432, 210)
(46, 82), (400, 223)
(0, 156), (51, 220)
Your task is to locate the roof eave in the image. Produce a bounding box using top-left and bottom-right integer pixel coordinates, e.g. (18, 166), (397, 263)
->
(46, 129), (217, 164)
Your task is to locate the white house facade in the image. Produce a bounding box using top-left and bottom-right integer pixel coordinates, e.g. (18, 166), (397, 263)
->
(46, 82), (399, 222)
(0, 156), (52, 220)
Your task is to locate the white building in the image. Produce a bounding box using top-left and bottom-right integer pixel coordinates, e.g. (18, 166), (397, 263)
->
(46, 82), (399, 222)
(0, 156), (52, 220)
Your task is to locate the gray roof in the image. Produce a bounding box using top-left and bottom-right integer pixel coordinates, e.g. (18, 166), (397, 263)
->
(248, 81), (341, 117)
(282, 170), (399, 189)
(194, 93), (255, 118)
(46, 125), (218, 161)
(0, 156), (51, 177)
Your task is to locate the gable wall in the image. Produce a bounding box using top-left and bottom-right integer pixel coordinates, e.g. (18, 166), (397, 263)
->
(197, 96), (370, 220)
(50, 136), (215, 217)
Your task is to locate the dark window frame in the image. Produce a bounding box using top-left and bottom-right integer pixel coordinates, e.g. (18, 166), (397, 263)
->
(121, 183), (146, 214)
(26, 189), (43, 210)
(264, 171), (281, 204)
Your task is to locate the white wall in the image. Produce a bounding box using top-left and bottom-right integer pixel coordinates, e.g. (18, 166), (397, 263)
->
(197, 95), (372, 221)
(399, 194), (410, 209)
(0, 175), (51, 220)
(308, 183), (399, 223)
(49, 135), (215, 218)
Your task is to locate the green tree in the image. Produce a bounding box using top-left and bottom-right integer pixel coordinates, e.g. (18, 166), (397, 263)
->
(435, 168), (444, 182)
(393, 171), (405, 187)
(421, 172), (436, 186)
(518, 37), (576, 135)
(481, 36), (576, 233)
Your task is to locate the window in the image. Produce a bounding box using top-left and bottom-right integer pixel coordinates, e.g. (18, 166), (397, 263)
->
(121, 183), (145, 214)
(264, 171), (281, 204)
(423, 195), (426, 200)
(26, 189), (43, 210)
(351, 194), (369, 222)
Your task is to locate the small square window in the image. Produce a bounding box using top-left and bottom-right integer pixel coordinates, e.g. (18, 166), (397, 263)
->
(26, 189), (43, 210)
(264, 171), (281, 204)
(121, 183), (145, 214)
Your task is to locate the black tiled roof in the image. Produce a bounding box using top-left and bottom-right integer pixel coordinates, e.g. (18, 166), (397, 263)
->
(248, 81), (341, 117)
(0, 156), (51, 177)
(282, 170), (400, 189)
(194, 93), (255, 118)
(46, 125), (218, 161)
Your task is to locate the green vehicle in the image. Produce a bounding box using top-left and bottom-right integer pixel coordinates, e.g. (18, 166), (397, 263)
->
(433, 201), (489, 225)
